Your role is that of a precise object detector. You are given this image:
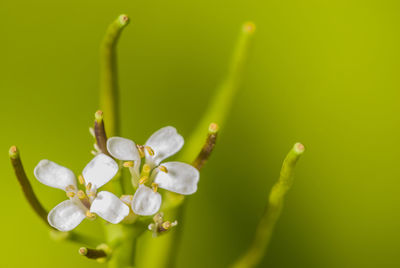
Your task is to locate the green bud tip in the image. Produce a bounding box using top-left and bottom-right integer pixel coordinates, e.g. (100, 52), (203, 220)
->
(118, 14), (130, 26)
(9, 146), (19, 159)
(79, 247), (88, 256)
(95, 110), (104, 123)
(294, 142), (305, 154)
(243, 21), (256, 34)
(209, 123), (219, 134)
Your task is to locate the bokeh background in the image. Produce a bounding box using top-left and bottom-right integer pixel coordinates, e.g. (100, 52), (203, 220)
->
(2, 0), (400, 267)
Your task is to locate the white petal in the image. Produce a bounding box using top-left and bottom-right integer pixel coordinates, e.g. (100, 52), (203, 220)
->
(48, 200), (86, 231)
(154, 162), (199, 195)
(82, 154), (118, 189)
(145, 126), (184, 166)
(90, 191), (130, 224)
(131, 185), (161, 216)
(34, 160), (76, 190)
(107, 137), (140, 161)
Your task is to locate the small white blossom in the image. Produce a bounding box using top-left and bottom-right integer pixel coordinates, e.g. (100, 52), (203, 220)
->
(34, 154), (129, 232)
(107, 126), (200, 216)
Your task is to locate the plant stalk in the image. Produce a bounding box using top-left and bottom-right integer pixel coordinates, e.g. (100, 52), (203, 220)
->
(231, 143), (305, 268)
(139, 22), (256, 268)
(9, 146), (49, 226)
(100, 14), (129, 137)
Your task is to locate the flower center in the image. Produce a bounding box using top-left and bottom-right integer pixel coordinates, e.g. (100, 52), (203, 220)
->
(122, 145), (169, 191)
(65, 176), (98, 219)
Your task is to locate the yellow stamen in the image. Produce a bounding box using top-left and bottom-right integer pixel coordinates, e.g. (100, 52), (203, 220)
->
(65, 185), (76, 192)
(152, 183), (158, 192)
(85, 211), (96, 219)
(66, 192), (75, 198)
(123, 161), (134, 168)
(86, 182), (92, 191)
(140, 164), (152, 180)
(139, 176), (149, 184)
(142, 164), (151, 174)
(120, 195), (133, 206)
(137, 145), (145, 158)
(153, 213), (164, 224)
(162, 221), (171, 230)
(77, 190), (87, 199)
(88, 192), (96, 198)
(145, 146), (155, 156)
(78, 175), (85, 185)
(158, 165), (168, 173)
(77, 190), (91, 208)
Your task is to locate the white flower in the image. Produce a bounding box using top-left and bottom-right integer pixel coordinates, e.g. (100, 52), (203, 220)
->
(34, 153), (130, 232)
(107, 126), (200, 216)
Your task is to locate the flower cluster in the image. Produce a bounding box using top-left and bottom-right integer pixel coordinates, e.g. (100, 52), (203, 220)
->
(34, 126), (199, 232)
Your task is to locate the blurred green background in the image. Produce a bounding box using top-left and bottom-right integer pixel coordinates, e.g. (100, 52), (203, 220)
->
(2, 0), (400, 267)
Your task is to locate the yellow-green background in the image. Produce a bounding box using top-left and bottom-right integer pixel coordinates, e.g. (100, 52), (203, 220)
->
(1, 0), (400, 267)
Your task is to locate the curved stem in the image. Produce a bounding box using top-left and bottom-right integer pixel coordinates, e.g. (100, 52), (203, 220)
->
(100, 14), (129, 137)
(231, 143), (305, 268)
(99, 17), (132, 260)
(9, 146), (49, 226)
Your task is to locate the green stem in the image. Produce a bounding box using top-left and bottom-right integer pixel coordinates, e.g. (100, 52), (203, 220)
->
(9, 146), (49, 226)
(100, 14), (129, 137)
(107, 224), (145, 268)
(138, 22), (255, 268)
(99, 14), (129, 245)
(180, 21), (255, 162)
(136, 207), (181, 268)
(138, 124), (219, 267)
(99, 16), (135, 267)
(231, 143), (305, 268)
